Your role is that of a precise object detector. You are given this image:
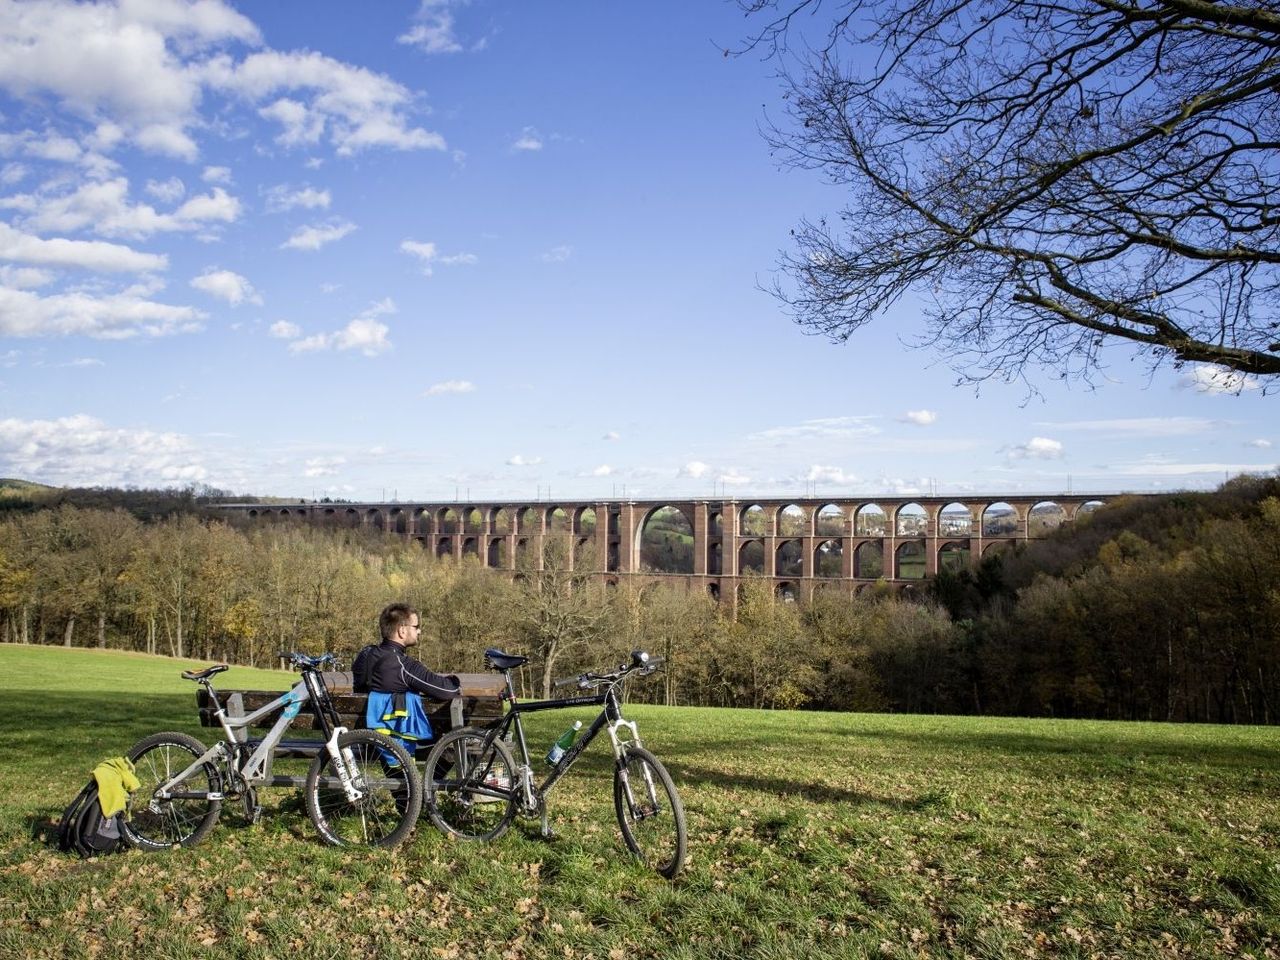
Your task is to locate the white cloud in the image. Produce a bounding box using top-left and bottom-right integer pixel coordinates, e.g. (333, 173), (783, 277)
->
(679, 461), (710, 479)
(424, 379), (475, 396)
(202, 166), (232, 185)
(1041, 416), (1221, 437)
(400, 239), (477, 275)
(190, 268), (261, 305)
(1179, 364), (1262, 395)
(9, 178), (241, 239)
(0, 265), (55, 288)
(1107, 458), (1277, 478)
(719, 470), (751, 485)
(804, 465), (857, 484)
(0, 283), (202, 338)
(304, 456), (346, 477)
(0, 4), (447, 163)
(1246, 439), (1272, 449)
(203, 49), (446, 155)
(439, 252), (478, 266)
(507, 454), (543, 467)
(748, 416), (879, 444)
(64, 357), (103, 368)
(0, 414), (207, 486)
(1005, 437), (1064, 460)
(0, 1), (259, 160)
(513, 127), (543, 152)
(0, 162), (28, 185)
(282, 219), (356, 251)
(590, 464), (614, 476)
(398, 0), (464, 54)
(0, 222), (166, 273)
(269, 320), (301, 339)
(603, 431), (620, 441)
(286, 299), (394, 356)
(901, 409), (937, 426)
(145, 176), (185, 203)
(540, 245), (572, 263)
(264, 183), (331, 212)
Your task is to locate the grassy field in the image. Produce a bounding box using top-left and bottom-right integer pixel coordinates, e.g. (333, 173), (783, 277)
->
(1, 645), (1277, 959)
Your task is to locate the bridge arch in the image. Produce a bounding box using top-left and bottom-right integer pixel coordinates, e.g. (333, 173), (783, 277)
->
(637, 505), (694, 574)
(815, 539), (842, 577)
(776, 539), (803, 577)
(982, 502), (1017, 537)
(939, 501), (973, 536)
(854, 540), (883, 578)
(739, 539), (764, 574)
(895, 502), (927, 537)
(1029, 500), (1066, 536)
(815, 503), (845, 537)
(855, 503), (887, 536)
(778, 503), (807, 537)
(895, 541), (926, 579)
(938, 540), (971, 573)
(573, 506), (596, 534)
(740, 504), (767, 537)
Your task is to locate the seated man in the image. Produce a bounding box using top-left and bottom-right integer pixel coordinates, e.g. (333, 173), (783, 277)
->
(352, 603), (460, 759)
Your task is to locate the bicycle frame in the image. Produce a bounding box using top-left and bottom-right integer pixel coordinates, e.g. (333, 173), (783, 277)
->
(153, 670), (358, 803)
(472, 674), (644, 812)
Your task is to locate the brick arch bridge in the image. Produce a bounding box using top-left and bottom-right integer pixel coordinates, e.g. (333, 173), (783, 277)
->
(217, 493), (1122, 603)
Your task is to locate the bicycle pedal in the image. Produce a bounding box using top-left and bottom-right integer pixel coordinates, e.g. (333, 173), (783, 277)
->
(247, 805), (263, 825)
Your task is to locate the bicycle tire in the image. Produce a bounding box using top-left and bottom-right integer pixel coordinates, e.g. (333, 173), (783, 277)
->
(613, 745), (687, 879)
(422, 727), (518, 842)
(123, 731), (222, 850)
(305, 729), (422, 848)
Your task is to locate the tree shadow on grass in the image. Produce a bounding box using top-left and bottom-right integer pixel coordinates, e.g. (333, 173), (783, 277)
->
(659, 759), (933, 811)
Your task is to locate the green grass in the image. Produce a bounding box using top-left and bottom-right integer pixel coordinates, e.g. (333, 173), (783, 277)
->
(2, 646), (1278, 959)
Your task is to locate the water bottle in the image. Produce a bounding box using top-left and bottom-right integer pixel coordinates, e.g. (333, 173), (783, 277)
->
(545, 720), (582, 766)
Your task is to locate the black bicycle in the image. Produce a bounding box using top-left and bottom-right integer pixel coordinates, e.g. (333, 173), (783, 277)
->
(422, 649), (687, 878)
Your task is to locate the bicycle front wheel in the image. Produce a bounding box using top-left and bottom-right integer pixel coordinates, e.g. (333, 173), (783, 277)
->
(123, 731), (222, 850)
(614, 745), (687, 879)
(305, 730), (422, 848)
(422, 727), (517, 842)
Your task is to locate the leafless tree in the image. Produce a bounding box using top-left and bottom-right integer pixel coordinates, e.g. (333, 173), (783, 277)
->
(738, 0), (1280, 388)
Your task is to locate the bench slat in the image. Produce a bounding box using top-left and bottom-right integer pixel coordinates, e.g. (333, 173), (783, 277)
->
(195, 671), (505, 732)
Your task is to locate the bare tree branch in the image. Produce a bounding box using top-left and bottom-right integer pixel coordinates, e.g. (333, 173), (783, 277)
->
(742, 0), (1280, 388)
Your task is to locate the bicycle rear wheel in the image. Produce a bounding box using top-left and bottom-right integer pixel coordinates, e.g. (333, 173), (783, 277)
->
(123, 731), (222, 850)
(305, 730), (422, 848)
(613, 745), (687, 879)
(422, 728), (517, 842)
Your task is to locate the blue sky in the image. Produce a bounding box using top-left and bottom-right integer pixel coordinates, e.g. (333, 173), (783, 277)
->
(0, 0), (1274, 502)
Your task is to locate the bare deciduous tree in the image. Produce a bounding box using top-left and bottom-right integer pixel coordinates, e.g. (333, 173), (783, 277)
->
(739, 0), (1280, 388)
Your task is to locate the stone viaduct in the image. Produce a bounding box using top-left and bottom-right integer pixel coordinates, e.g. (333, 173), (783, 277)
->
(217, 493), (1120, 603)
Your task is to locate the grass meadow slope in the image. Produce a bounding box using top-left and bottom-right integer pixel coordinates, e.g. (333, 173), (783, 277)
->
(1, 645), (1277, 959)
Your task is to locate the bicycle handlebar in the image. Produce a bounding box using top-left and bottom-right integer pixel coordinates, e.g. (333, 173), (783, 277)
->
(553, 651), (666, 690)
(277, 651), (342, 671)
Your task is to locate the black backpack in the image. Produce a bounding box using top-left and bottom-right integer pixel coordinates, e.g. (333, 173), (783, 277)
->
(57, 780), (126, 858)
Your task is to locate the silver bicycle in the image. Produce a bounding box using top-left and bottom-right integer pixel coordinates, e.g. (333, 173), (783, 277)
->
(124, 652), (423, 850)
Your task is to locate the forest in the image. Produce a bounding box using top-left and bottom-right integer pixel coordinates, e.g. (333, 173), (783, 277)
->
(1, 475), (1277, 724)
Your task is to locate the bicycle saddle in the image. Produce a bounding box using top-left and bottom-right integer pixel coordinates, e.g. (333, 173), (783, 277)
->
(181, 664), (229, 681)
(483, 648), (528, 671)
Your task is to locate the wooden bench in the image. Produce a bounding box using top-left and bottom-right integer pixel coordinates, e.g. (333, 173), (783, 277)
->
(197, 671), (506, 760)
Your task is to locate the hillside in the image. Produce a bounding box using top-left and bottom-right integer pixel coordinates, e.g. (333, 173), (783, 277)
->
(1, 645), (1276, 959)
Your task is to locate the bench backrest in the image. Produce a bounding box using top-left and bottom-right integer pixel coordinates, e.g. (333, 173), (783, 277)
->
(196, 671), (505, 732)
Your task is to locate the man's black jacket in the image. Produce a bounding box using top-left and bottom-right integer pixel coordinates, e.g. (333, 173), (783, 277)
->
(352, 641), (461, 699)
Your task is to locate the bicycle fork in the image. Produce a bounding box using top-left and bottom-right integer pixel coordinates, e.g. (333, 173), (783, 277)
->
(323, 726), (364, 802)
(610, 720), (660, 820)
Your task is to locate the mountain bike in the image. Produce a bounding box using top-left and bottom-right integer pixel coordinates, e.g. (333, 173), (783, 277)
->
(422, 648), (687, 878)
(123, 652), (422, 850)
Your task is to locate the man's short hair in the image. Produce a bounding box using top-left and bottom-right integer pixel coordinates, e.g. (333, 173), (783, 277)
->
(379, 603), (418, 642)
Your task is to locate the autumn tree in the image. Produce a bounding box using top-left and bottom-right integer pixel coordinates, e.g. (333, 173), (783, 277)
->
(741, 0), (1280, 388)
